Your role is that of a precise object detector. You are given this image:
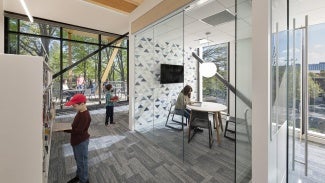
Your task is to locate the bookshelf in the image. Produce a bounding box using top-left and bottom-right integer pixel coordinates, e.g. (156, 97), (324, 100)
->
(42, 60), (54, 183)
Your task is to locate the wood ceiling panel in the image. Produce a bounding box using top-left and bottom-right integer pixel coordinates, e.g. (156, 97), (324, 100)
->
(124, 0), (144, 6)
(86, 0), (138, 13)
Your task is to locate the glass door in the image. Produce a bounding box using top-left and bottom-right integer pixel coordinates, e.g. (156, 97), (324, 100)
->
(288, 17), (308, 182)
(289, 0), (325, 182)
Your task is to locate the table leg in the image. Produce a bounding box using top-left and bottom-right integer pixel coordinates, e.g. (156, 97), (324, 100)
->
(188, 112), (192, 143)
(217, 112), (224, 132)
(214, 112), (221, 144)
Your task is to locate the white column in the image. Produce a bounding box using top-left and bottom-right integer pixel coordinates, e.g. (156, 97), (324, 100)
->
(252, 0), (271, 182)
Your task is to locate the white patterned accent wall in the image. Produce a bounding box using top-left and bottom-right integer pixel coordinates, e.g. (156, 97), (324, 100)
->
(134, 35), (198, 129)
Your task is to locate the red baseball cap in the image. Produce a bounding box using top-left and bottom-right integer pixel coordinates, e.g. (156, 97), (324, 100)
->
(65, 94), (87, 106)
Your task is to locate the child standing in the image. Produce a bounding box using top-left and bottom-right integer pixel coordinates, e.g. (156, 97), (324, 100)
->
(64, 94), (91, 183)
(105, 84), (116, 126)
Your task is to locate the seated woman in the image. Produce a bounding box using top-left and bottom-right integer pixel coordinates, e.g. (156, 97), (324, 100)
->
(175, 85), (193, 120)
(175, 85), (203, 132)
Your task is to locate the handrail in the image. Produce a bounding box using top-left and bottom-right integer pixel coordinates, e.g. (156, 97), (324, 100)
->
(192, 52), (252, 109)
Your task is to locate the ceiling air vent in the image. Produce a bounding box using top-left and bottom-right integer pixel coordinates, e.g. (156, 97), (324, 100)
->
(201, 10), (235, 26)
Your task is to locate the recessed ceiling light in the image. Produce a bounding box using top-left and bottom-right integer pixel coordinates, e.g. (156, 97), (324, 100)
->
(197, 0), (209, 5)
(199, 38), (212, 45)
(20, 0), (33, 22)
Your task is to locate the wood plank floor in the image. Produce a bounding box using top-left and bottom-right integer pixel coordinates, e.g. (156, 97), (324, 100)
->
(48, 109), (236, 183)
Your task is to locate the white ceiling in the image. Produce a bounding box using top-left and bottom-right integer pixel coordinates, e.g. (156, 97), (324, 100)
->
(289, 0), (325, 28)
(4, 0), (130, 35)
(149, 0), (252, 48)
(184, 0), (251, 47)
(137, 0), (325, 48)
(7, 0), (325, 45)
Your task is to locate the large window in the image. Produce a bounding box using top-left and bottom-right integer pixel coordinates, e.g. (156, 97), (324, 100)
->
(202, 42), (229, 106)
(5, 14), (128, 109)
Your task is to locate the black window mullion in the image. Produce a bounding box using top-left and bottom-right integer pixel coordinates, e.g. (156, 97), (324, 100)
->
(17, 19), (20, 54)
(4, 17), (9, 53)
(127, 39), (129, 101)
(60, 27), (63, 109)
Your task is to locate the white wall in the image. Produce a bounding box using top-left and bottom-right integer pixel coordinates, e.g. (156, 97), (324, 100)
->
(128, 0), (163, 130)
(4, 0), (129, 34)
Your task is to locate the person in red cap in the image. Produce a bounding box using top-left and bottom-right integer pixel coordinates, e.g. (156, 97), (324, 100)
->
(64, 94), (91, 183)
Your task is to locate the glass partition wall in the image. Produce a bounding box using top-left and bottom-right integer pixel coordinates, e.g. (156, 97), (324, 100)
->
(134, 0), (238, 181)
(134, 12), (185, 159)
(235, 0), (253, 182)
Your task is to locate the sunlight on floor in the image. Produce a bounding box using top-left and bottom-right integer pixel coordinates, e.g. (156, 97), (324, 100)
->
(62, 135), (126, 157)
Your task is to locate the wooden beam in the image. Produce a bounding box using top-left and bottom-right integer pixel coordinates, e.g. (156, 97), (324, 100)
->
(131, 0), (194, 34)
(101, 41), (122, 83)
(85, 0), (137, 13)
(67, 29), (119, 44)
(68, 29), (98, 39)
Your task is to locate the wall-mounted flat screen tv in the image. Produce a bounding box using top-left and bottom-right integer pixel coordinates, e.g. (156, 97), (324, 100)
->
(160, 64), (184, 84)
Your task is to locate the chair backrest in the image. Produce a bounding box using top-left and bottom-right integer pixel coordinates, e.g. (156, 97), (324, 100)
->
(171, 99), (177, 105)
(191, 110), (209, 121)
(244, 108), (252, 143)
(190, 110), (210, 128)
(169, 99), (186, 116)
(169, 99), (177, 110)
(244, 109), (251, 125)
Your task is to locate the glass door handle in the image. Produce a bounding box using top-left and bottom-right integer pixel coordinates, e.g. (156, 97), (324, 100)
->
(292, 18), (296, 171)
(292, 15), (309, 176)
(303, 15), (309, 177)
(301, 15), (309, 176)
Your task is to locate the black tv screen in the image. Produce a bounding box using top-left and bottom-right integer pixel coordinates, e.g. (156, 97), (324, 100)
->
(160, 64), (184, 84)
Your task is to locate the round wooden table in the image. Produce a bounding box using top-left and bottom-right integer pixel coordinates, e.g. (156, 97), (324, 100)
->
(187, 102), (227, 144)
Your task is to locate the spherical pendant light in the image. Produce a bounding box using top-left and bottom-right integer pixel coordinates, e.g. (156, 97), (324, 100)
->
(200, 62), (216, 78)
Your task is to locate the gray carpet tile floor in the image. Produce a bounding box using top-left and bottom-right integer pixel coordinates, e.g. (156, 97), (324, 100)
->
(48, 109), (238, 183)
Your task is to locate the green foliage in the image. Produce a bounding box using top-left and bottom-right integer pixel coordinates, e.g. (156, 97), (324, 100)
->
(202, 43), (228, 101)
(287, 64), (324, 108)
(309, 75), (323, 98)
(7, 17), (128, 87)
